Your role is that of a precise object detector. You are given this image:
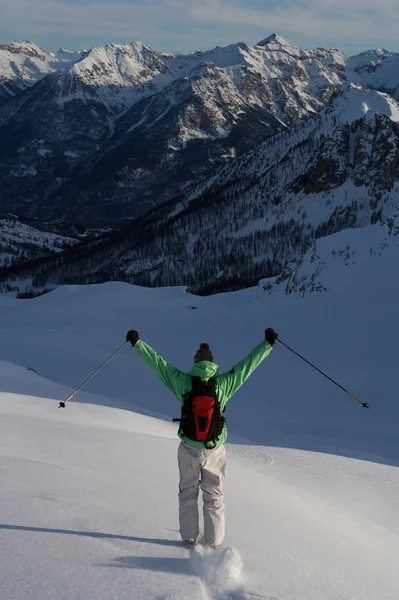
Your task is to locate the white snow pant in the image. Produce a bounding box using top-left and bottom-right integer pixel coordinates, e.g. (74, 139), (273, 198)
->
(178, 441), (226, 547)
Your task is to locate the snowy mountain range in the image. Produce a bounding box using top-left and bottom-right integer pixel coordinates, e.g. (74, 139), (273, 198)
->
(2, 34), (399, 227)
(2, 34), (399, 294)
(3, 82), (398, 295)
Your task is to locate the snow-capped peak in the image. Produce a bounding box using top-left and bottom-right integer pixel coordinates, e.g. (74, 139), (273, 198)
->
(354, 48), (392, 59)
(56, 48), (75, 55)
(49, 41), (172, 114)
(328, 83), (399, 124)
(0, 41), (75, 102)
(256, 33), (292, 47)
(0, 40), (82, 94)
(0, 40), (49, 59)
(54, 47), (83, 66)
(70, 41), (162, 78)
(256, 33), (306, 58)
(66, 41), (169, 99)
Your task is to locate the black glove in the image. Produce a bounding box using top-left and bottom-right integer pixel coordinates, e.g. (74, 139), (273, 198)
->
(126, 330), (139, 347)
(265, 328), (278, 346)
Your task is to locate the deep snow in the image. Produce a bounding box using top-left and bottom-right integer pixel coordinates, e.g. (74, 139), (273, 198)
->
(1, 222), (399, 599)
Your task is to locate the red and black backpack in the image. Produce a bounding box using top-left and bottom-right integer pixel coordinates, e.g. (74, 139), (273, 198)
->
(176, 377), (225, 445)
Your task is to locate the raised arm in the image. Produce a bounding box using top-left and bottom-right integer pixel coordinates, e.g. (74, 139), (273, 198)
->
(126, 330), (190, 403)
(216, 329), (278, 406)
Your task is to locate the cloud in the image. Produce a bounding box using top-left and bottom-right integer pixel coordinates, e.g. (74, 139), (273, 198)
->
(1, 0), (398, 53)
(167, 0), (399, 41)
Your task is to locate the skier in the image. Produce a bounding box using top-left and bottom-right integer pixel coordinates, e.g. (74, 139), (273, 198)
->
(125, 328), (278, 549)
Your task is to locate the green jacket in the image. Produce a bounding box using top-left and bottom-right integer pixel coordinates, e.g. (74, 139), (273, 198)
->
(134, 339), (273, 449)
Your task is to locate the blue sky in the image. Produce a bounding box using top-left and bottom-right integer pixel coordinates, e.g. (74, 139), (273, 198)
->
(1, 0), (399, 55)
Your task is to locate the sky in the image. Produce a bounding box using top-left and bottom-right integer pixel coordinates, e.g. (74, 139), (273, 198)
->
(1, 0), (399, 56)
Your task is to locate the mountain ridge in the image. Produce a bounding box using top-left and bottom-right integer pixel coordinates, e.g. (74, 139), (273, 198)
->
(2, 83), (399, 295)
(2, 34), (399, 295)
(0, 34), (351, 226)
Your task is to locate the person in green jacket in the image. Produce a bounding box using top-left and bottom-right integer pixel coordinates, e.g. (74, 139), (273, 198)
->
(125, 328), (278, 549)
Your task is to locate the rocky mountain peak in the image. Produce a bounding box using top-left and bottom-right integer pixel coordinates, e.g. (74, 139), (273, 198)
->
(256, 32), (303, 55)
(0, 40), (47, 59)
(69, 41), (168, 87)
(257, 33), (291, 46)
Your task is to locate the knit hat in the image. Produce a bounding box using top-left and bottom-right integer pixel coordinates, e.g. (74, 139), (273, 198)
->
(194, 343), (214, 364)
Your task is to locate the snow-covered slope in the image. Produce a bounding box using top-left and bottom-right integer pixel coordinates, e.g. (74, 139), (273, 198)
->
(0, 214), (78, 271)
(272, 214), (399, 296)
(1, 230), (399, 599)
(327, 82), (399, 123)
(266, 213), (399, 296)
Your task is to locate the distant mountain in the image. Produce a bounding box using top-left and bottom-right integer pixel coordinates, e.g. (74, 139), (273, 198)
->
(348, 48), (399, 100)
(3, 34), (399, 292)
(2, 84), (399, 295)
(0, 41), (79, 105)
(54, 48), (84, 64)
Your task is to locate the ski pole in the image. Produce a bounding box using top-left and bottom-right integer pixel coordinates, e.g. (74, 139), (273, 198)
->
(59, 341), (129, 409)
(277, 338), (369, 409)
